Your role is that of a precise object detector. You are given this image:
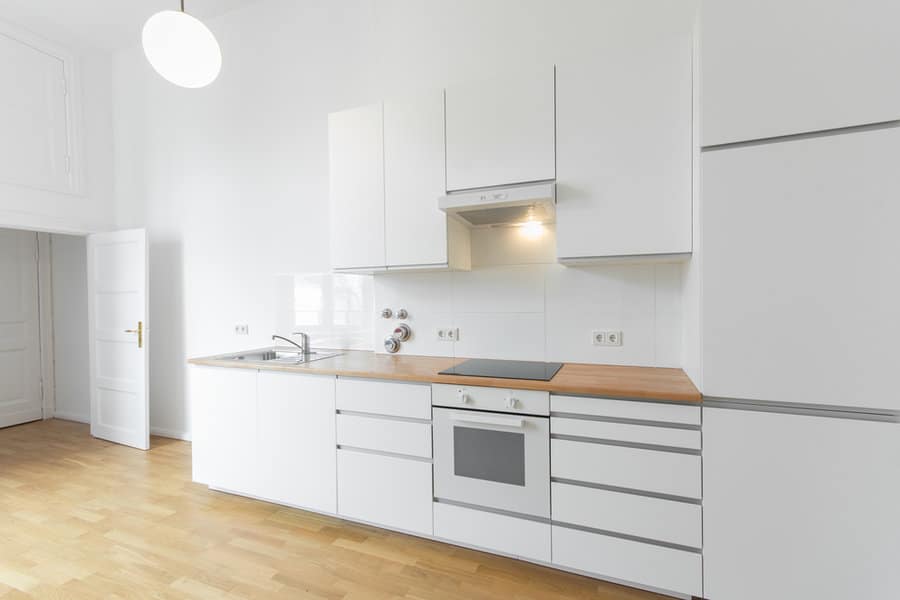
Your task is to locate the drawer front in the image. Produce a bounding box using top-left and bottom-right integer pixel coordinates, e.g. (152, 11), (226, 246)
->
(336, 378), (431, 419)
(552, 525), (702, 597)
(551, 417), (701, 450)
(337, 449), (432, 535)
(551, 395), (700, 426)
(433, 502), (551, 563)
(433, 383), (550, 416)
(552, 482), (701, 549)
(551, 439), (701, 499)
(337, 413), (432, 458)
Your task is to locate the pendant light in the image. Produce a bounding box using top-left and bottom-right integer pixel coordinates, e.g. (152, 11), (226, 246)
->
(142, 0), (222, 89)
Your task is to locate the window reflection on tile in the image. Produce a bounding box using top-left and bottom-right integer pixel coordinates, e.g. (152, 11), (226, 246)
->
(275, 273), (373, 351)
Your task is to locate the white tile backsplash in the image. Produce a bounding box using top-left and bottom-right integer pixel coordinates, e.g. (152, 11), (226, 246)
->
(373, 262), (685, 367)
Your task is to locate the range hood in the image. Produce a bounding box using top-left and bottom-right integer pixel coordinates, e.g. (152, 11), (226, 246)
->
(438, 181), (556, 227)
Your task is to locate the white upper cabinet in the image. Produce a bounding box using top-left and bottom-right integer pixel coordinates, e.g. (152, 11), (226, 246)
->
(383, 90), (449, 268)
(328, 103), (386, 271)
(445, 66), (556, 191)
(702, 126), (900, 410)
(701, 0), (900, 146)
(0, 29), (73, 194)
(555, 27), (693, 261)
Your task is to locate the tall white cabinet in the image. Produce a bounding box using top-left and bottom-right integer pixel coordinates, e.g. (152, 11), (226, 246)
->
(703, 408), (900, 600)
(701, 0), (900, 145)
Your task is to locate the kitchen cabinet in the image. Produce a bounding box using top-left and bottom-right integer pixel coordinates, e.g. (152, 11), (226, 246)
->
(433, 501), (550, 563)
(555, 31), (692, 261)
(703, 407), (900, 600)
(257, 371), (336, 513)
(328, 103), (386, 271)
(701, 0), (900, 146)
(444, 65), (555, 191)
(202, 367), (259, 495)
(0, 27), (76, 194)
(702, 126), (900, 409)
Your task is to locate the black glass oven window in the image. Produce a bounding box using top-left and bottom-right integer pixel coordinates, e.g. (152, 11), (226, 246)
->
(453, 426), (526, 486)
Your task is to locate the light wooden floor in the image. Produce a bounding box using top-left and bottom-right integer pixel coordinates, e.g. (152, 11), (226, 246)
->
(0, 419), (672, 600)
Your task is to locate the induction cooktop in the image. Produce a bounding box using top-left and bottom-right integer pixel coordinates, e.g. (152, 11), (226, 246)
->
(439, 358), (564, 381)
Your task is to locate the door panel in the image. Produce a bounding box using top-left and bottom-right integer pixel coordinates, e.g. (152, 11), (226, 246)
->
(87, 229), (149, 449)
(0, 229), (41, 428)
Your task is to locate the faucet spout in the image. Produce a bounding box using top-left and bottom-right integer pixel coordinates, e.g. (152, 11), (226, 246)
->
(272, 333), (310, 354)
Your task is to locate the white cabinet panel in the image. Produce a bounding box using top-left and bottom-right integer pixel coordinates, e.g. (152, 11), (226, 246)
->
(0, 31), (71, 193)
(203, 367), (258, 496)
(703, 408), (900, 600)
(552, 526), (701, 597)
(337, 449), (432, 535)
(336, 378), (431, 419)
(556, 32), (692, 259)
(257, 372), (336, 513)
(551, 418), (700, 450)
(434, 502), (550, 563)
(701, 0), (900, 145)
(445, 66), (555, 191)
(551, 395), (700, 426)
(702, 127), (900, 409)
(384, 90), (447, 267)
(336, 413), (431, 458)
(328, 104), (385, 271)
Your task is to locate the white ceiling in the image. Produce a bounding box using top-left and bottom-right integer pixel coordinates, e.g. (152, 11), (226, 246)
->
(0, 0), (261, 51)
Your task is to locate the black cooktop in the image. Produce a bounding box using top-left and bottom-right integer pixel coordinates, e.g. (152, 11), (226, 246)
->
(439, 358), (564, 381)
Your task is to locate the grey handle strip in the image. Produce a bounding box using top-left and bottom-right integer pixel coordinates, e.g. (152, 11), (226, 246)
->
(433, 497), (550, 524)
(336, 409), (432, 424)
(336, 445), (433, 463)
(701, 118), (900, 151)
(703, 397), (900, 423)
(551, 412), (700, 431)
(551, 434), (701, 456)
(551, 520), (702, 554)
(551, 477), (702, 505)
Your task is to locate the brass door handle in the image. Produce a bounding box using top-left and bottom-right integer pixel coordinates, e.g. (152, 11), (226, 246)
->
(124, 321), (144, 348)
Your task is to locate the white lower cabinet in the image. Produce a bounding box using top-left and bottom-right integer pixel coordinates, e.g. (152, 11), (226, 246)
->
(433, 502), (551, 563)
(202, 367), (259, 496)
(257, 371), (336, 513)
(552, 526), (702, 597)
(337, 449), (433, 535)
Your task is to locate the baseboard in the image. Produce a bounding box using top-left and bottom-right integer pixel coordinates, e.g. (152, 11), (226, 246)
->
(151, 426), (192, 442)
(52, 411), (90, 424)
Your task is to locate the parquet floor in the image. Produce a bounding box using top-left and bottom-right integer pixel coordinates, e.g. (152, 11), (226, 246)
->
(0, 419), (672, 599)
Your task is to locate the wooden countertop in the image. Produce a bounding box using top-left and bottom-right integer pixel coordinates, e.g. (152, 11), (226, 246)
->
(189, 350), (701, 403)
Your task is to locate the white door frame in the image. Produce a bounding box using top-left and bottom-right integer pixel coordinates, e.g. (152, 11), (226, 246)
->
(36, 232), (56, 420)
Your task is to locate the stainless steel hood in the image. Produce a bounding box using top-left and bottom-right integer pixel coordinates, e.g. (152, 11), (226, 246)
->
(438, 181), (556, 227)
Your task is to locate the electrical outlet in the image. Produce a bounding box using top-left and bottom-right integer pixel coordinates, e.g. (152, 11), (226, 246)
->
(447, 328), (459, 341)
(592, 330), (623, 346)
(234, 323), (249, 335)
(437, 328), (458, 342)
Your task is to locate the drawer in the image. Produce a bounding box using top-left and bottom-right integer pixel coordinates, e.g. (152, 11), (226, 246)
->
(337, 449), (432, 535)
(551, 417), (701, 450)
(337, 413), (432, 458)
(433, 502), (550, 563)
(432, 383), (549, 416)
(552, 482), (702, 548)
(336, 378), (431, 419)
(551, 439), (701, 499)
(551, 395), (700, 426)
(552, 525), (702, 597)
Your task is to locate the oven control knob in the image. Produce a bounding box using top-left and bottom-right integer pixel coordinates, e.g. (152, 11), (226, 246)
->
(505, 396), (519, 409)
(383, 336), (400, 353)
(457, 389), (469, 404)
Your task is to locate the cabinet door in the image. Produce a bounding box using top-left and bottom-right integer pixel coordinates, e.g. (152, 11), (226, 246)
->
(257, 371), (336, 513)
(556, 33), (692, 259)
(204, 367), (258, 495)
(445, 66), (555, 191)
(0, 31), (71, 193)
(384, 90), (448, 268)
(702, 127), (900, 410)
(704, 408), (900, 600)
(701, 0), (900, 145)
(328, 104), (386, 271)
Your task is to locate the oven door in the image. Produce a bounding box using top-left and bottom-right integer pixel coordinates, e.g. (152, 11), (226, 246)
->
(433, 407), (550, 518)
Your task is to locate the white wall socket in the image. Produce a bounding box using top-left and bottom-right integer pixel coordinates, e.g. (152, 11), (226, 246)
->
(234, 324), (249, 335)
(437, 328), (459, 342)
(592, 330), (623, 346)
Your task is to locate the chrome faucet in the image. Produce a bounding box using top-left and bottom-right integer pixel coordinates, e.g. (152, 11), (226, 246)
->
(272, 332), (310, 355)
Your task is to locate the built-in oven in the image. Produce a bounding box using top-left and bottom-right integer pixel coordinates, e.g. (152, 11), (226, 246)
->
(432, 384), (550, 519)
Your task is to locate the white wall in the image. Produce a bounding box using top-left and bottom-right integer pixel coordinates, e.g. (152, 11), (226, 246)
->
(49, 233), (90, 422)
(111, 0), (698, 437)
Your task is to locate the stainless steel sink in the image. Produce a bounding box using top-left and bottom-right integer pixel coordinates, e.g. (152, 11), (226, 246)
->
(219, 348), (342, 365)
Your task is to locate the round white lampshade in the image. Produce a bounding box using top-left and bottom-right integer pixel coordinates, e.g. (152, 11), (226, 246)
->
(142, 10), (221, 89)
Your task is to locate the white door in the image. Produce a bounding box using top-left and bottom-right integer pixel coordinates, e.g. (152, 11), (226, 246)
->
(87, 229), (149, 449)
(0, 229), (42, 428)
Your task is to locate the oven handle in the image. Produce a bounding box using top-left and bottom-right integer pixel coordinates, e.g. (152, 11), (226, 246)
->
(450, 413), (525, 429)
